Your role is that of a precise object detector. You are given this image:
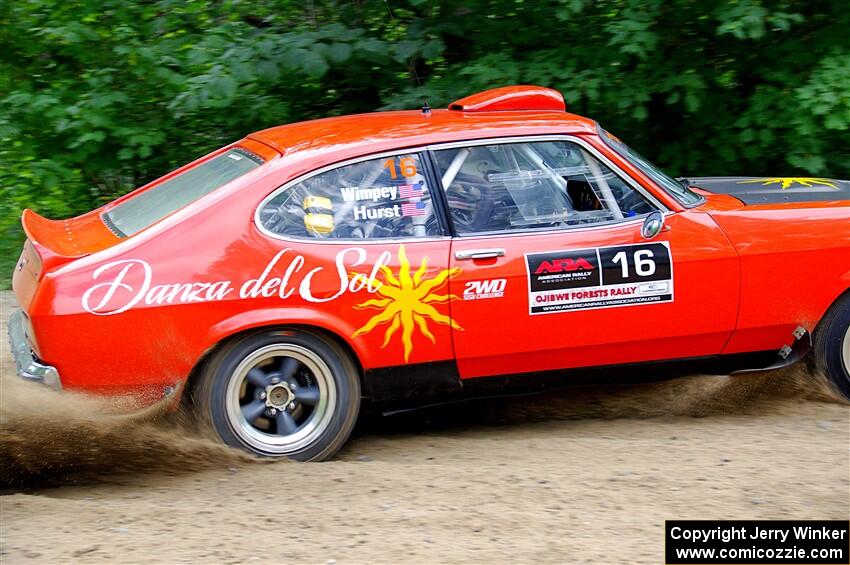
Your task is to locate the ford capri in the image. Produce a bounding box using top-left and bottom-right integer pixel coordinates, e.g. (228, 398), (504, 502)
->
(10, 86), (850, 460)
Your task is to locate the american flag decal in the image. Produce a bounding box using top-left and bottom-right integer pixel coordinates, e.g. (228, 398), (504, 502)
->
(399, 182), (424, 199)
(401, 201), (426, 217)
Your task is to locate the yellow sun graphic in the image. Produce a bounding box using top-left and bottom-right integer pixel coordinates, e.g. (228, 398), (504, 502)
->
(737, 177), (837, 189)
(352, 245), (463, 362)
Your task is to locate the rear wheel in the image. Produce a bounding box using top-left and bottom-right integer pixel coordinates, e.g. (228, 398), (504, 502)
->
(813, 293), (850, 400)
(196, 329), (360, 461)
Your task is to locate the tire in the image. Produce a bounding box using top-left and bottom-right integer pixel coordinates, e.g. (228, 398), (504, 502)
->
(196, 329), (360, 461)
(813, 292), (850, 401)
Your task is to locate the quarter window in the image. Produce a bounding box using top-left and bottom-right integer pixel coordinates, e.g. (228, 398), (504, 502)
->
(259, 153), (440, 239)
(432, 140), (657, 235)
(104, 148), (263, 237)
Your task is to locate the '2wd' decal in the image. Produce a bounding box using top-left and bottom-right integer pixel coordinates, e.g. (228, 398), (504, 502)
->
(463, 278), (506, 300)
(524, 242), (673, 314)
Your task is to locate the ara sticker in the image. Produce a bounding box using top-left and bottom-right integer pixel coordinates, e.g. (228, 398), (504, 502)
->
(524, 242), (673, 314)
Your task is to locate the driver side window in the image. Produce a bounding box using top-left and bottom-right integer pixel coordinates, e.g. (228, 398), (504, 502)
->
(259, 153), (440, 239)
(432, 140), (657, 235)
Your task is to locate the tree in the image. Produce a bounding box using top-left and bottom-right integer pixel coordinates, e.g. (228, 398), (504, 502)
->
(1, 0), (848, 286)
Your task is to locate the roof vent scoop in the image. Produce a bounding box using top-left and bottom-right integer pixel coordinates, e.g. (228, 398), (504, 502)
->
(448, 85), (565, 113)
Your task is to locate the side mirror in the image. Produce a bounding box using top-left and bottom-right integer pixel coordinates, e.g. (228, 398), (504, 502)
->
(641, 211), (664, 239)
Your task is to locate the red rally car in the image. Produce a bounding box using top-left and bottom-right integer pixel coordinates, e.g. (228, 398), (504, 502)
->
(10, 86), (850, 461)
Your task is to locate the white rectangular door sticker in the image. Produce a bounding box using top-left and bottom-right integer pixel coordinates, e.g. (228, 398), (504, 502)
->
(524, 242), (674, 314)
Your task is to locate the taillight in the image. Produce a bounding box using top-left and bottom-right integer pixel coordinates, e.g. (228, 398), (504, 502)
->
(21, 239), (43, 280)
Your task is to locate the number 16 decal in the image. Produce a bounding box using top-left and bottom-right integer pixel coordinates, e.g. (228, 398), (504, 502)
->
(382, 156), (418, 179)
(599, 243), (671, 286)
(525, 242), (673, 315)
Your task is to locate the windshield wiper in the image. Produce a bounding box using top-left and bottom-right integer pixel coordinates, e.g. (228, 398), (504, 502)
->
(675, 177), (691, 189)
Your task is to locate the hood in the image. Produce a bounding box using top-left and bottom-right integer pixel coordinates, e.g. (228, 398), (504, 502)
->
(690, 176), (849, 205)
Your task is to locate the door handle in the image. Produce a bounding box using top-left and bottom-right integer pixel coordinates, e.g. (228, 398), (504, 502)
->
(454, 248), (506, 260)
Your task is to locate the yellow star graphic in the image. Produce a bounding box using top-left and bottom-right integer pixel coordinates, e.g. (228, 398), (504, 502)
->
(737, 177), (837, 189)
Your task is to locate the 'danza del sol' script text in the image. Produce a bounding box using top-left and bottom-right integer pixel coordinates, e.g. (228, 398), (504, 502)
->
(82, 247), (390, 315)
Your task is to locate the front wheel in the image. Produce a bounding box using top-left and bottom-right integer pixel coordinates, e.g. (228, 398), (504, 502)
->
(814, 293), (850, 401)
(196, 329), (360, 461)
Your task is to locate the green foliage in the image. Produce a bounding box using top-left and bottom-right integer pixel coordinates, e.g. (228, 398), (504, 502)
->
(2, 0), (849, 287)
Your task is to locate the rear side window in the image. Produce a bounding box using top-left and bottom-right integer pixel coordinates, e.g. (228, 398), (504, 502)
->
(103, 148), (263, 236)
(258, 153), (441, 240)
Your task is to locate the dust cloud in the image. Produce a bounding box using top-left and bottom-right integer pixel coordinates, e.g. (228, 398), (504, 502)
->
(482, 365), (843, 424)
(2, 358), (843, 489)
(0, 374), (256, 489)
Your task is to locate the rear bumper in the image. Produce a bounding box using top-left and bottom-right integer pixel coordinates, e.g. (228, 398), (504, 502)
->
(8, 308), (62, 389)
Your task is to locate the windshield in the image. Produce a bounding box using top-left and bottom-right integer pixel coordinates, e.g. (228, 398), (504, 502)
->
(103, 148), (263, 236)
(597, 125), (702, 206)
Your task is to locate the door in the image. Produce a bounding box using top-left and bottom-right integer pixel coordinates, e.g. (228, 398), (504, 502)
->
(429, 138), (740, 378)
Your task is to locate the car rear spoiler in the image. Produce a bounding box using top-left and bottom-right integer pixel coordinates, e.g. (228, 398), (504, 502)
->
(22, 209), (88, 257)
(21, 208), (121, 276)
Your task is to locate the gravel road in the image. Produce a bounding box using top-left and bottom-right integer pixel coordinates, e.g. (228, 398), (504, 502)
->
(1, 290), (847, 564)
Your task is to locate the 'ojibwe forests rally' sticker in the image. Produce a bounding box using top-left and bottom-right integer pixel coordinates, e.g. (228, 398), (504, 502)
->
(524, 242), (673, 314)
